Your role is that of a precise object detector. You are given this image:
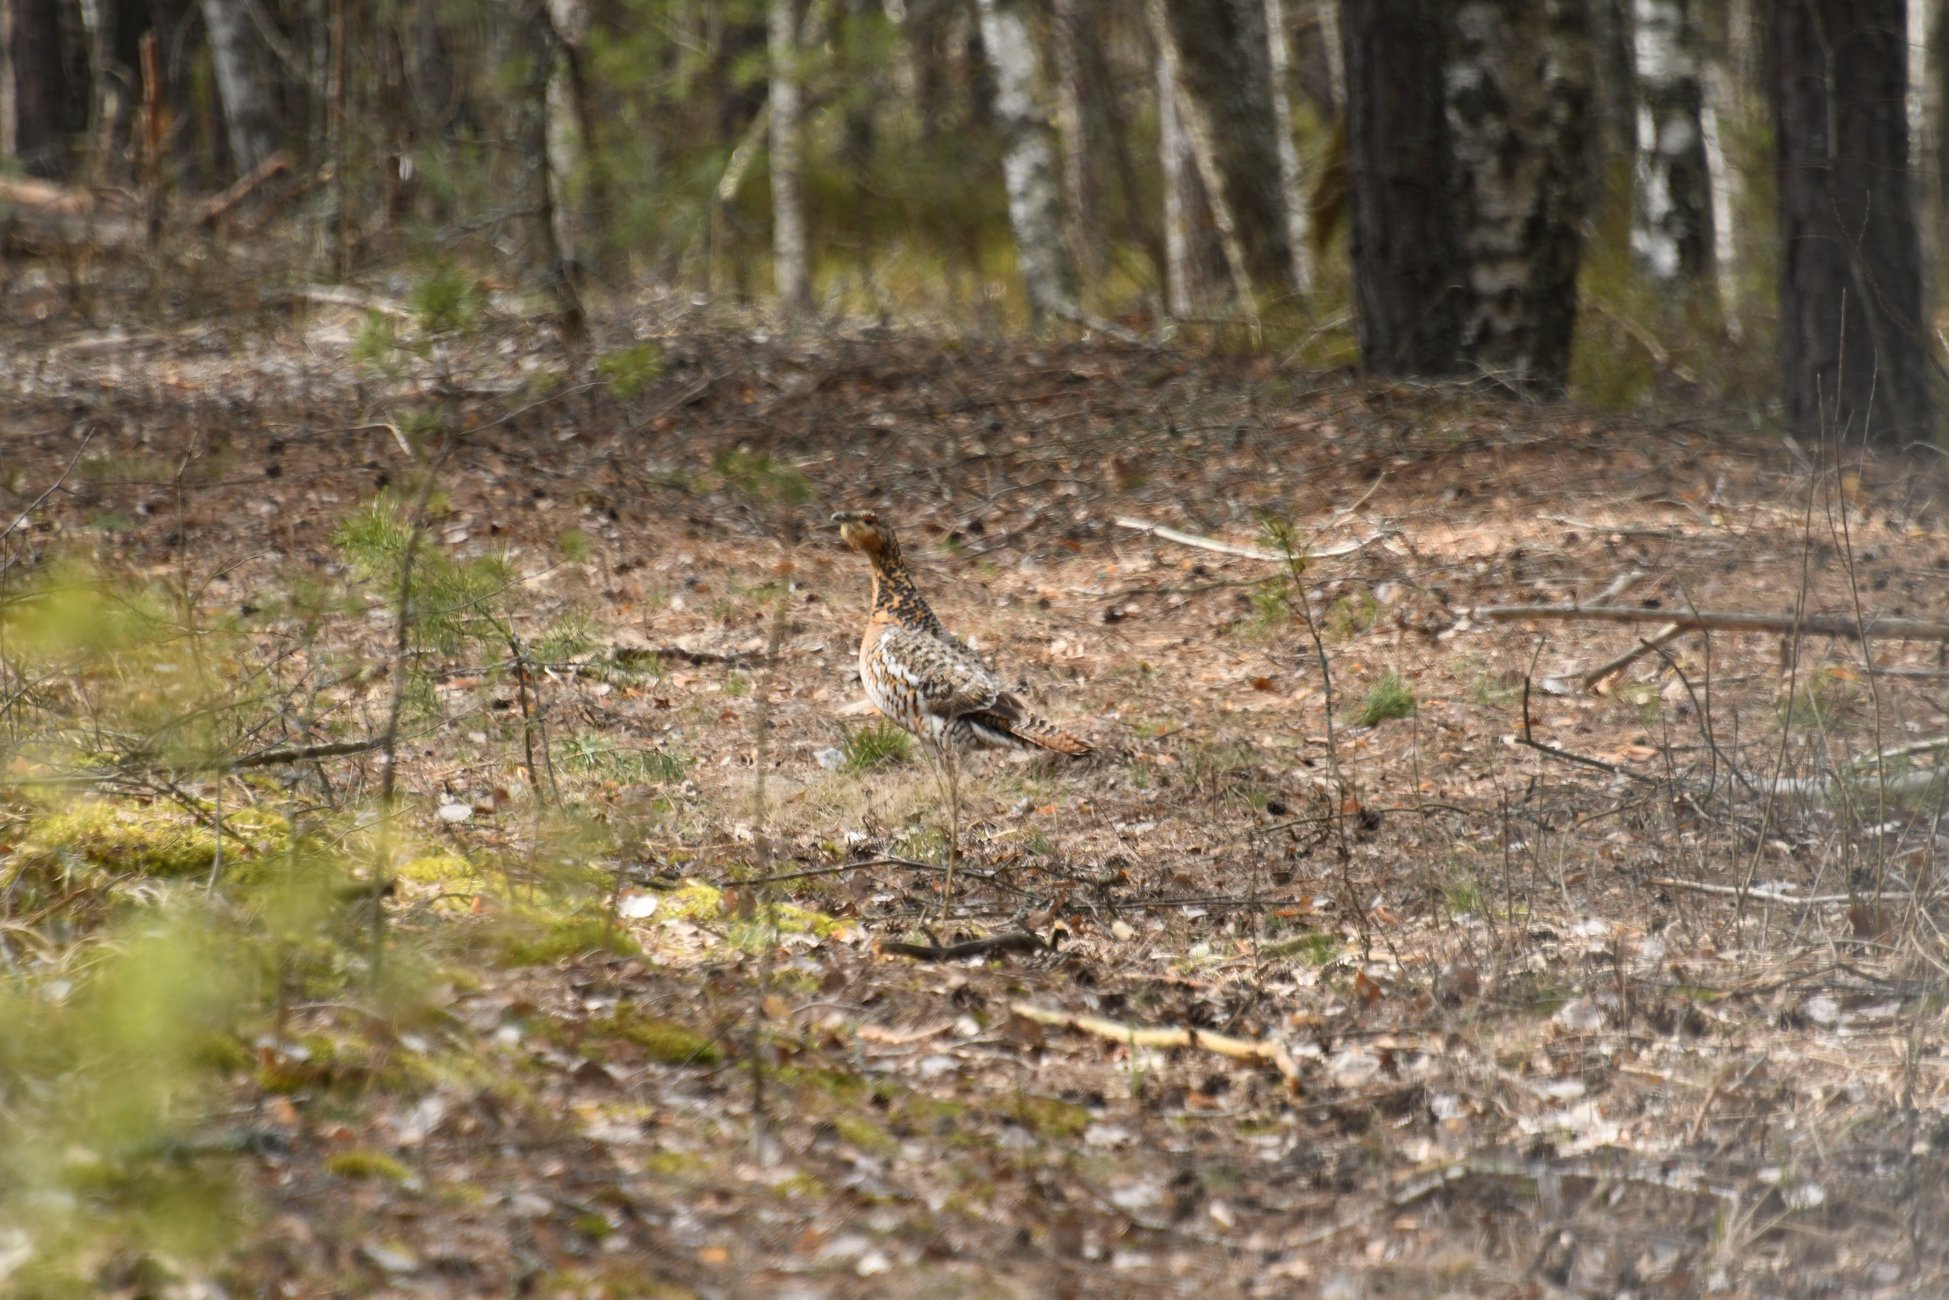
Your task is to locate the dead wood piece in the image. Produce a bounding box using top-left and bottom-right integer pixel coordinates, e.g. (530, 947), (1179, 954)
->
(604, 644), (779, 668)
(1646, 877), (1915, 906)
(1478, 603), (1949, 642)
(195, 152), (292, 227)
(1010, 1001), (1302, 1086)
(273, 284), (414, 319)
(1581, 621), (1684, 693)
(1116, 517), (1389, 562)
(882, 932), (1046, 962)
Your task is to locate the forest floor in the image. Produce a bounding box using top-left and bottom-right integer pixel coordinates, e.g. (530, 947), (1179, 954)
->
(8, 291), (1949, 1297)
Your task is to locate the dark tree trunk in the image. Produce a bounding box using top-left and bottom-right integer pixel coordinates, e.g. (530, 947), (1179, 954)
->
(8, 0), (78, 178)
(1161, 0), (1298, 292)
(1340, 0), (1591, 392)
(1340, 0), (1463, 376)
(1773, 0), (1933, 442)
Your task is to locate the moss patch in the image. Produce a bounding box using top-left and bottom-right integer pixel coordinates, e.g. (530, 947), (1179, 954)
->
(17, 799), (291, 881)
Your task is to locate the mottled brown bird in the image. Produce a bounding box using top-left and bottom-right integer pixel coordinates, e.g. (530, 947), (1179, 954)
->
(832, 510), (1090, 756)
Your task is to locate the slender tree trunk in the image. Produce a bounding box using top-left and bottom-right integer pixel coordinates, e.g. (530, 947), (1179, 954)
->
(1155, 7), (1192, 318)
(513, 0), (585, 341)
(1263, 0), (1313, 292)
(1051, 0), (1098, 275)
(1161, 0), (1300, 293)
(8, 0), (77, 178)
(974, 0), (1077, 326)
(769, 0), (810, 316)
(1340, 0), (1464, 376)
(1773, 0), (1933, 442)
(199, 0), (281, 176)
(1630, 0), (1713, 280)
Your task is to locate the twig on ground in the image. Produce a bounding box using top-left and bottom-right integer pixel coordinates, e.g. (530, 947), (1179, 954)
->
(1581, 622), (1684, 693)
(881, 932), (1047, 962)
(1116, 516), (1390, 562)
(1647, 877), (1914, 906)
(1479, 603), (1949, 642)
(1519, 677), (1662, 786)
(1010, 1001), (1302, 1087)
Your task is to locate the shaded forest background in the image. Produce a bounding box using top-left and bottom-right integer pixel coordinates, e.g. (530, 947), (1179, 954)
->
(4, 0), (1946, 433)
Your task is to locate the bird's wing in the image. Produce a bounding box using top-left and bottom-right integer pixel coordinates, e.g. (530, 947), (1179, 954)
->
(876, 625), (1005, 717)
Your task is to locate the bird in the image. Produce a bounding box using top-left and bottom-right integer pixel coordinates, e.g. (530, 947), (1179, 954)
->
(832, 510), (1090, 757)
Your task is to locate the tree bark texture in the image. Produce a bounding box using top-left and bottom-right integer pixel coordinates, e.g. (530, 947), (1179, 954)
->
(1340, 0), (1465, 376)
(1772, 0), (1933, 442)
(199, 0), (281, 176)
(974, 0), (1077, 326)
(1263, 0), (1313, 291)
(769, 0), (810, 316)
(7, 0), (77, 178)
(1445, 0), (1593, 391)
(1342, 0), (1591, 392)
(1630, 0), (1713, 280)
(1161, 0), (1298, 293)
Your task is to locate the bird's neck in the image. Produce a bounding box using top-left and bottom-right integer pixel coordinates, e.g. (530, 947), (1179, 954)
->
(868, 548), (944, 633)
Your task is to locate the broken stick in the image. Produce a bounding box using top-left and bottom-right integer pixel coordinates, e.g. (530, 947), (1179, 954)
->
(1010, 1001), (1302, 1087)
(1477, 603), (1949, 641)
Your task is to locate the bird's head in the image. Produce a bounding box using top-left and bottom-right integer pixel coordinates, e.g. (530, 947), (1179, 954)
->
(832, 510), (896, 559)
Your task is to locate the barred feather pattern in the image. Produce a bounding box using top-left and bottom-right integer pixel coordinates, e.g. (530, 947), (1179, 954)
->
(835, 512), (1091, 757)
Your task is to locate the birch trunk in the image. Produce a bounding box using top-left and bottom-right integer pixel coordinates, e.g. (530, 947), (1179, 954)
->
(1629, 0), (1713, 281)
(974, 0), (1077, 327)
(1263, 0), (1313, 292)
(1155, 8), (1191, 319)
(769, 0), (810, 317)
(1445, 0), (1593, 391)
(199, 0), (281, 175)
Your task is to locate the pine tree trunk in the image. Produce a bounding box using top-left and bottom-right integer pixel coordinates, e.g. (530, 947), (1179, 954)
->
(7, 0), (76, 178)
(1161, 0), (1299, 293)
(1630, 0), (1713, 280)
(769, 0), (810, 317)
(1340, 0), (1464, 376)
(974, 0), (1077, 326)
(1445, 0), (1593, 391)
(1155, 8), (1192, 319)
(1773, 0), (1933, 442)
(1051, 0), (1098, 275)
(199, 0), (281, 176)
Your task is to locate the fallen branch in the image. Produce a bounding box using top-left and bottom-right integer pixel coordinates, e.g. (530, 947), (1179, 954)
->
(1010, 1001), (1302, 1087)
(1116, 517), (1389, 562)
(1647, 877), (1914, 907)
(194, 151), (291, 227)
(1519, 677), (1661, 786)
(881, 932), (1047, 962)
(1581, 622), (1683, 693)
(1478, 603), (1949, 642)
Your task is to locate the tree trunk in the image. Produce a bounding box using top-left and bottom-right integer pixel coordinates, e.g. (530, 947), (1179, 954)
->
(1156, 8), (1192, 318)
(1263, 0), (1313, 292)
(1161, 0), (1299, 293)
(1051, 0), (1098, 276)
(1445, 0), (1593, 391)
(1630, 0), (1713, 280)
(769, 0), (810, 317)
(1340, 0), (1464, 376)
(199, 0), (281, 176)
(973, 0), (1077, 326)
(1342, 0), (1591, 392)
(7, 0), (77, 178)
(1773, 0), (1933, 442)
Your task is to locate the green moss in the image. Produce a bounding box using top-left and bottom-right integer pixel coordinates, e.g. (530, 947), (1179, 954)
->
(19, 799), (291, 881)
(1007, 1093), (1091, 1140)
(497, 913), (640, 966)
(572, 1211), (616, 1240)
(394, 851), (482, 888)
(829, 1113), (900, 1157)
(324, 1149), (413, 1182)
(659, 880), (848, 942)
(593, 1011), (724, 1067)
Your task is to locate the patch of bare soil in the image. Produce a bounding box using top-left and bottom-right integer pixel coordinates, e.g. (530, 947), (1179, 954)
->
(9, 306), (1949, 1296)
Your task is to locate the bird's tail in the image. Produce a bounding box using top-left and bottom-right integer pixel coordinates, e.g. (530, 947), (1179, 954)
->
(967, 696), (1092, 756)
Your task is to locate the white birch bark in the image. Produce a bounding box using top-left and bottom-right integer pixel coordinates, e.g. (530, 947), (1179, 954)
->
(1701, 63), (1740, 333)
(1264, 0), (1312, 292)
(1315, 0), (1344, 109)
(200, 0), (281, 175)
(974, 0), (1077, 326)
(1155, 8), (1192, 318)
(769, 0), (810, 316)
(1629, 0), (1713, 281)
(546, 0), (588, 262)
